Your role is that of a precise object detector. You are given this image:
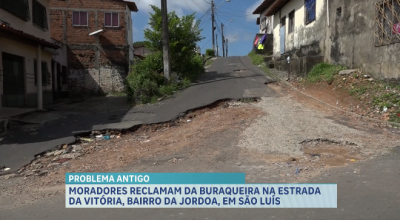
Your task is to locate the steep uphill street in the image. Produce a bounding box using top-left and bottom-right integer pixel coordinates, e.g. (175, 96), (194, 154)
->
(1, 57), (400, 219)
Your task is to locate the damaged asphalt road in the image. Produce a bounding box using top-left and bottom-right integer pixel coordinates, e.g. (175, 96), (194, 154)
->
(0, 56), (275, 174)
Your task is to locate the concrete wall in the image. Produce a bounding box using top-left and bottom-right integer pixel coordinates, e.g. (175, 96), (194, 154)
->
(50, 0), (132, 95)
(271, 0), (400, 79)
(327, 0), (400, 79)
(0, 0), (51, 42)
(0, 37), (53, 107)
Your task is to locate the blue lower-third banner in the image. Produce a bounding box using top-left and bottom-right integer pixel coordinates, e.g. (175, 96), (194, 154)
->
(65, 173), (337, 208)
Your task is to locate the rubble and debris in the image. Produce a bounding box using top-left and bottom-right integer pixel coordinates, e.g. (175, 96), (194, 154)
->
(339, 69), (359, 76)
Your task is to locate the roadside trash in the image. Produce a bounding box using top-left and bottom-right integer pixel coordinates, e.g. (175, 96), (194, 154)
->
(397, 113), (400, 117)
(103, 135), (111, 140)
(80, 138), (94, 142)
(143, 140), (150, 143)
(295, 167), (300, 175)
(110, 135), (116, 139)
(96, 134), (103, 140)
(383, 106), (388, 113)
(0, 166), (10, 172)
(187, 120), (192, 122)
(350, 159), (356, 162)
(117, 135), (121, 139)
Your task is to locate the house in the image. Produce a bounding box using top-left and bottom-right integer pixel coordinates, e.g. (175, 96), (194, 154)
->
(261, 0), (400, 79)
(253, 0), (275, 34)
(252, 0), (275, 55)
(49, 0), (138, 96)
(0, 0), (59, 109)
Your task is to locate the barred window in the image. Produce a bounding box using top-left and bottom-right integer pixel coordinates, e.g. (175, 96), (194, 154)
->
(34, 60), (51, 86)
(32, 0), (48, 31)
(375, 0), (400, 46)
(305, 0), (316, 25)
(0, 0), (30, 21)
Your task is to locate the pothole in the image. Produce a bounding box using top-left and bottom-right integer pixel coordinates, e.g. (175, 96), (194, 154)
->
(300, 139), (363, 167)
(234, 69), (248, 72)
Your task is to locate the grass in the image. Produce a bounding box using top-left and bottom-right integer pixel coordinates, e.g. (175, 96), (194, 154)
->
(306, 63), (346, 84)
(205, 57), (214, 66)
(247, 51), (272, 77)
(248, 51), (265, 66)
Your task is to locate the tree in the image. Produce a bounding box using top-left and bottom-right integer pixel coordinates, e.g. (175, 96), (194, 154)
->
(144, 5), (204, 77)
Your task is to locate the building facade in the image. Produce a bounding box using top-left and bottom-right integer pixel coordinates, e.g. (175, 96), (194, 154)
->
(254, 0), (275, 34)
(49, 0), (138, 96)
(0, 0), (59, 108)
(262, 0), (400, 79)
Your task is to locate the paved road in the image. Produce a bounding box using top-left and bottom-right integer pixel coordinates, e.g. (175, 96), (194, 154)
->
(0, 56), (274, 174)
(1, 147), (399, 220)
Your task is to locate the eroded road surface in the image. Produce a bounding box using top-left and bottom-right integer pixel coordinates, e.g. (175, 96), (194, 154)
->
(1, 57), (400, 220)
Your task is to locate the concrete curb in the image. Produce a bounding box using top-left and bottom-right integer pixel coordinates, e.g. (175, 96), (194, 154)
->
(266, 68), (400, 128)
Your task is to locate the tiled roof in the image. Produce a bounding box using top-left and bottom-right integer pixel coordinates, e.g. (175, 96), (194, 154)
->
(0, 24), (59, 49)
(252, 0), (275, 14)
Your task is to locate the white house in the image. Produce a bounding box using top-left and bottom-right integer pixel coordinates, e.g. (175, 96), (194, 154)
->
(253, 0), (275, 34)
(0, 0), (59, 109)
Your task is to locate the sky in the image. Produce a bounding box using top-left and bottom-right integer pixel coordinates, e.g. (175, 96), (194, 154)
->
(131, 0), (264, 56)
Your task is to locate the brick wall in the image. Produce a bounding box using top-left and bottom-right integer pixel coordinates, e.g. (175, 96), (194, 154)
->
(50, 0), (130, 95)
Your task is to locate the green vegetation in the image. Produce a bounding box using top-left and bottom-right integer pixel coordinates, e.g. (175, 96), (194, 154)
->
(205, 58), (214, 66)
(247, 51), (271, 76)
(126, 5), (204, 104)
(349, 86), (368, 97)
(306, 63), (346, 84)
(206, 49), (215, 57)
(247, 51), (265, 66)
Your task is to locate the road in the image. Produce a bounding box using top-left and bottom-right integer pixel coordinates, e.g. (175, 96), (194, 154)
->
(1, 56), (400, 219)
(0, 56), (273, 174)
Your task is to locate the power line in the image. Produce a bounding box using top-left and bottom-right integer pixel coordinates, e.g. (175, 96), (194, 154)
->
(184, 0), (194, 13)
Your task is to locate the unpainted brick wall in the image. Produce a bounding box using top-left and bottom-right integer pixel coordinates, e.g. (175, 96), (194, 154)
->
(50, 0), (130, 94)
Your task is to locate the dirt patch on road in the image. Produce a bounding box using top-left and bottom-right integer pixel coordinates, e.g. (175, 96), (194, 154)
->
(0, 101), (264, 208)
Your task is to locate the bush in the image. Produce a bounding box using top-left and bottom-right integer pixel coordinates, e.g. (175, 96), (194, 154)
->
(206, 49), (215, 57)
(307, 63), (345, 84)
(126, 51), (164, 104)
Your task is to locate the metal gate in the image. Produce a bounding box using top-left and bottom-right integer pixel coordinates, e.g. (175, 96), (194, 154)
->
(2, 52), (25, 107)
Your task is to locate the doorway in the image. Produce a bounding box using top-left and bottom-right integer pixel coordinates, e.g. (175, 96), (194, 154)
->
(2, 52), (25, 107)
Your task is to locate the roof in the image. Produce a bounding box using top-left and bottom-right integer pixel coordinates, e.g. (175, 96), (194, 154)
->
(252, 0), (275, 14)
(0, 24), (59, 49)
(265, 0), (291, 16)
(114, 0), (138, 12)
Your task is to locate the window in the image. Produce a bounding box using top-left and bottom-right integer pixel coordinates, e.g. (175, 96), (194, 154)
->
(289, 10), (295, 33)
(34, 60), (51, 86)
(305, 0), (316, 25)
(375, 0), (400, 46)
(105, 12), (119, 27)
(32, 0), (48, 30)
(72, 11), (88, 26)
(281, 16), (286, 27)
(0, 0), (30, 21)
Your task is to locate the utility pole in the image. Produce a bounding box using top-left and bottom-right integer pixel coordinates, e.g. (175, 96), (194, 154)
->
(161, 0), (171, 83)
(216, 34), (219, 56)
(221, 23), (225, 57)
(226, 39), (228, 57)
(211, 0), (216, 53)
